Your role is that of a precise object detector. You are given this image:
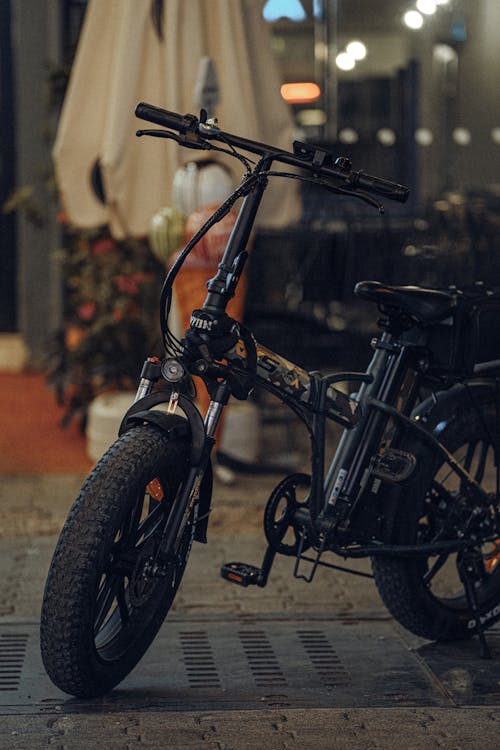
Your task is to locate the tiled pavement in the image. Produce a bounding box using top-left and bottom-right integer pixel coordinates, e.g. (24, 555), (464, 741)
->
(0, 473), (499, 750)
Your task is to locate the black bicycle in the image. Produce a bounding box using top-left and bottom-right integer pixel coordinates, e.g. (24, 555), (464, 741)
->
(41, 103), (500, 698)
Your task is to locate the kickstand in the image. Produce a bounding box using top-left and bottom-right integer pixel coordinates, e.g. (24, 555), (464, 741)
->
(293, 533), (326, 584)
(458, 551), (493, 660)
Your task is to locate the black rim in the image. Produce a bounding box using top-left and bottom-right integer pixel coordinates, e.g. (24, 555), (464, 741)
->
(418, 437), (500, 610)
(93, 475), (185, 662)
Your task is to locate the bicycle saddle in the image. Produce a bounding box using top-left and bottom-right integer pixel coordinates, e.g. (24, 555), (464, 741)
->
(354, 281), (456, 323)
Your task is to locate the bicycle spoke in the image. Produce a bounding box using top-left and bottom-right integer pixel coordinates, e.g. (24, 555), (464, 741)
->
(94, 574), (121, 634)
(474, 441), (489, 484)
(463, 440), (477, 473)
(440, 447), (468, 485)
(136, 502), (164, 542)
(121, 492), (146, 544)
(116, 577), (130, 624)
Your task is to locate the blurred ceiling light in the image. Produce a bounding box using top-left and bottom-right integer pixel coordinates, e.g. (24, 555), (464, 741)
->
(377, 128), (396, 146)
(346, 40), (367, 60)
(404, 10), (424, 29)
(338, 127), (359, 144)
(297, 109), (327, 127)
(416, 0), (436, 14)
(452, 127), (471, 146)
(433, 43), (457, 64)
(491, 127), (500, 144)
(415, 128), (434, 146)
(435, 0), (450, 5)
(280, 82), (321, 103)
(336, 52), (355, 71)
(263, 0), (306, 22)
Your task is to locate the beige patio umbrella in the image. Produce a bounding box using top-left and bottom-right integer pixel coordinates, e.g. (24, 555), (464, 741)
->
(53, 0), (300, 239)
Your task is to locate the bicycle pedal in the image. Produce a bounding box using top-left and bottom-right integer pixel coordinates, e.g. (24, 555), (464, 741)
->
(220, 561), (263, 587)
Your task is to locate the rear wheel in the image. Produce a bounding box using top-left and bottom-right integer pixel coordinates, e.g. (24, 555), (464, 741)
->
(40, 423), (195, 697)
(373, 383), (500, 641)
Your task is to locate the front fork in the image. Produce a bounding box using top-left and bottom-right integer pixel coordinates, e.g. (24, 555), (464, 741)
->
(132, 362), (228, 563)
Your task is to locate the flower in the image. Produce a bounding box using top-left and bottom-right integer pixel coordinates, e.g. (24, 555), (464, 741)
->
(46, 226), (164, 429)
(114, 274), (140, 295)
(92, 238), (115, 256)
(77, 302), (97, 322)
(113, 271), (151, 296)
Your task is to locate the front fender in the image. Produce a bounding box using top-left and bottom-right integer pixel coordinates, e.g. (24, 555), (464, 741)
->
(119, 390), (206, 465)
(118, 391), (211, 544)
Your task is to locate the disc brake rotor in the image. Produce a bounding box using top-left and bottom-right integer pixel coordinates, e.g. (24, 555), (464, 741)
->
(129, 537), (161, 607)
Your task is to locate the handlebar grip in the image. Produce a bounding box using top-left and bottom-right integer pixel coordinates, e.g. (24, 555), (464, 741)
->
(352, 172), (410, 203)
(135, 102), (186, 131)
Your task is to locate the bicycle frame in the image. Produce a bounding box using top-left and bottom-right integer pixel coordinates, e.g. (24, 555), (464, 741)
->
(130, 103), (495, 563)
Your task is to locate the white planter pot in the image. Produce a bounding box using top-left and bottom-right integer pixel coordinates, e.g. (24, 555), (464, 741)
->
(86, 392), (135, 462)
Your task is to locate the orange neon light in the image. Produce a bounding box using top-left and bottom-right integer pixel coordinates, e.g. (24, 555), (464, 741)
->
(280, 82), (321, 104)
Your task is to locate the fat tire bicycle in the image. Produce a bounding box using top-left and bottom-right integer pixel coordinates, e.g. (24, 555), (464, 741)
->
(41, 103), (500, 697)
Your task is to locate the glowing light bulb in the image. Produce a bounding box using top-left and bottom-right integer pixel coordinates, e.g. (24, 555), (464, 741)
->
(336, 52), (355, 71)
(377, 128), (396, 147)
(346, 40), (367, 60)
(453, 127), (471, 146)
(404, 10), (424, 29)
(339, 128), (359, 144)
(415, 128), (434, 146)
(417, 0), (436, 15)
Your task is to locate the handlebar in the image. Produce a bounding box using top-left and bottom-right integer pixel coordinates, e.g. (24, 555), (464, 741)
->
(135, 102), (187, 132)
(135, 102), (410, 204)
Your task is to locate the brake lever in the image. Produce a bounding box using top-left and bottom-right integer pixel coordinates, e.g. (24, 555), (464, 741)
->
(319, 179), (385, 213)
(136, 128), (211, 151)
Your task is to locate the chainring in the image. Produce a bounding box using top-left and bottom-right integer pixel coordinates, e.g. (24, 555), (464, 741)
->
(264, 473), (311, 556)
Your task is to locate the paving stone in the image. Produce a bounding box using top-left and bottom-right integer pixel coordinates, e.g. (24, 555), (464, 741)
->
(0, 473), (499, 749)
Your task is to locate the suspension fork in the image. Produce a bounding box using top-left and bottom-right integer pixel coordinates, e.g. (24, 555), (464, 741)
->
(155, 382), (230, 565)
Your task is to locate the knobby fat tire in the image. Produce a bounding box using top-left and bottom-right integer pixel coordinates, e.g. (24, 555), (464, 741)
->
(372, 382), (500, 641)
(40, 424), (192, 697)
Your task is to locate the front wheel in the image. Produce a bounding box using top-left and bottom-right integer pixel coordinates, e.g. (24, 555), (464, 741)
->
(40, 422), (196, 697)
(373, 382), (500, 641)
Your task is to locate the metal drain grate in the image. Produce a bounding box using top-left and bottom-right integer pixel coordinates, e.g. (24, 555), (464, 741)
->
(179, 630), (221, 689)
(3, 617), (500, 713)
(0, 632), (29, 692)
(298, 629), (351, 687)
(238, 630), (287, 688)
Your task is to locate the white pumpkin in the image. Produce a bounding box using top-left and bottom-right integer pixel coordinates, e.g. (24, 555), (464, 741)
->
(172, 160), (234, 216)
(148, 206), (185, 265)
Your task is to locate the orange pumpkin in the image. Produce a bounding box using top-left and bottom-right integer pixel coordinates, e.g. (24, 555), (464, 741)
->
(180, 203), (237, 269)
